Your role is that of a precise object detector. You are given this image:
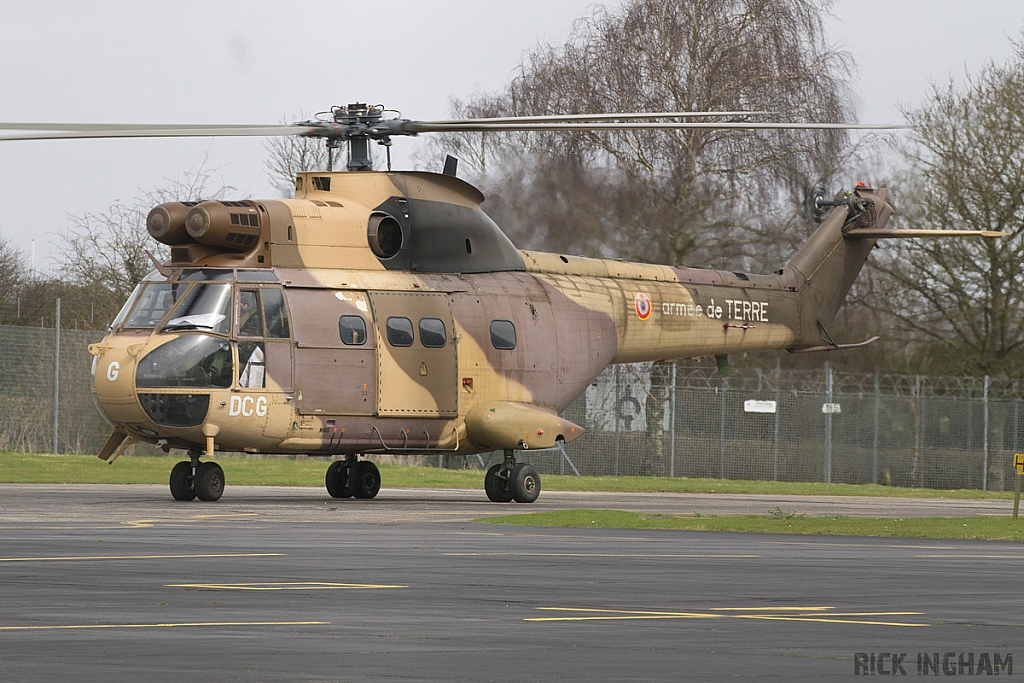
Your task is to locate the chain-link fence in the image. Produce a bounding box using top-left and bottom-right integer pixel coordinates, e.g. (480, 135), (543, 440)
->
(0, 321), (109, 454)
(524, 362), (1024, 491)
(2, 309), (1023, 491)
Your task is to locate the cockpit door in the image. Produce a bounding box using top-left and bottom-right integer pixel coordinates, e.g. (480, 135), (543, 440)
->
(235, 285), (293, 393)
(368, 291), (458, 418)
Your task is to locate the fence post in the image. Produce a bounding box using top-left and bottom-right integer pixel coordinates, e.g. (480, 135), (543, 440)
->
(52, 297), (61, 454)
(872, 374), (880, 485)
(917, 375), (924, 489)
(982, 375), (990, 491)
(613, 365), (620, 477)
(1015, 399), (1021, 456)
(669, 360), (677, 478)
(719, 377), (728, 479)
(772, 357), (780, 481)
(824, 362), (833, 484)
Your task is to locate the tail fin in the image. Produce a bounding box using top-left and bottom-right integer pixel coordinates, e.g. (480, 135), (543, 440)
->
(785, 186), (893, 350)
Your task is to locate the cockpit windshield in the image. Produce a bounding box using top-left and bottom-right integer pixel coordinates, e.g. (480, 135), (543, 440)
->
(161, 283), (232, 335)
(122, 282), (191, 329)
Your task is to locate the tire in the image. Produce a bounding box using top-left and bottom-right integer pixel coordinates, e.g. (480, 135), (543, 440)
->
(325, 460), (352, 499)
(350, 461), (381, 499)
(484, 464), (513, 503)
(509, 463), (541, 503)
(169, 461), (196, 501)
(195, 461), (225, 502)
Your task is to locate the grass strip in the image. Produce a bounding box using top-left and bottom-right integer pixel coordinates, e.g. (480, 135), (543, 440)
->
(478, 509), (1024, 541)
(0, 451), (1016, 499)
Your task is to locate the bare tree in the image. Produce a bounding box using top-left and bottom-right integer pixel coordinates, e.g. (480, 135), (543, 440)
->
(0, 235), (25, 322)
(868, 43), (1024, 377)
(419, 0), (855, 271)
(56, 159), (233, 323)
(263, 114), (332, 197)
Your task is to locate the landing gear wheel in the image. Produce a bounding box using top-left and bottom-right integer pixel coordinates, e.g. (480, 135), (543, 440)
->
(169, 461), (196, 501)
(509, 464), (541, 503)
(195, 461), (225, 501)
(350, 461), (381, 499)
(484, 464), (513, 503)
(325, 460), (352, 499)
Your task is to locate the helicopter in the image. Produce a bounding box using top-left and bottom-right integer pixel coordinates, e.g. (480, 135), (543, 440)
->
(0, 104), (1003, 504)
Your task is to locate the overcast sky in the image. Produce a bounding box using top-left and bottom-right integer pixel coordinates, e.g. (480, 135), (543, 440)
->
(1, 0), (1021, 270)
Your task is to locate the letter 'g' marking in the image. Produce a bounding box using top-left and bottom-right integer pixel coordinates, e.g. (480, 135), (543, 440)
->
(106, 361), (120, 382)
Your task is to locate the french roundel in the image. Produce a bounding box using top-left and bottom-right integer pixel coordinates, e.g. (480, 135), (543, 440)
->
(634, 292), (652, 320)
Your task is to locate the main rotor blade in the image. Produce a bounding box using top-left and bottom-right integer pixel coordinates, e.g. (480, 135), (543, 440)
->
(0, 123), (316, 142)
(0, 116), (910, 144)
(432, 111), (776, 124)
(846, 228), (1008, 238)
(402, 121), (909, 133)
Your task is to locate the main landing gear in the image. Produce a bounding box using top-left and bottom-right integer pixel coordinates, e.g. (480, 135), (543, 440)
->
(325, 455), (382, 499)
(169, 453), (225, 502)
(485, 449), (541, 503)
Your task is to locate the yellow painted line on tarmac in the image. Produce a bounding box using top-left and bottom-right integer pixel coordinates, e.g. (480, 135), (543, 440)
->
(914, 554), (1024, 559)
(445, 552), (759, 558)
(763, 540), (950, 550)
(712, 606), (834, 612)
(737, 614), (928, 627)
(0, 621), (329, 632)
(528, 606), (929, 627)
(168, 582), (407, 591)
(0, 553), (285, 563)
(121, 514), (259, 528)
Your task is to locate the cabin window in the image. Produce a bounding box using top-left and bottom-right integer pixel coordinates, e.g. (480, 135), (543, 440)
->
(339, 315), (367, 345)
(386, 316), (414, 347)
(419, 318), (447, 348)
(490, 320), (517, 350)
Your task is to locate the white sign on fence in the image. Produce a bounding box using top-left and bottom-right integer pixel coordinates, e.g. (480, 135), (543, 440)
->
(822, 403), (842, 414)
(744, 400), (777, 414)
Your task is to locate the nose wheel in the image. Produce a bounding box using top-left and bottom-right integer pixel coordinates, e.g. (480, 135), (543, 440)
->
(169, 455), (224, 502)
(485, 450), (541, 503)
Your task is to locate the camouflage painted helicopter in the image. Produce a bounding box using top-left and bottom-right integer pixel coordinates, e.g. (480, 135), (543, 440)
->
(0, 105), (1001, 503)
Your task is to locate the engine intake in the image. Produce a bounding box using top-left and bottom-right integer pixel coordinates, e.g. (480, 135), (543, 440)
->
(185, 200), (262, 252)
(147, 202), (199, 246)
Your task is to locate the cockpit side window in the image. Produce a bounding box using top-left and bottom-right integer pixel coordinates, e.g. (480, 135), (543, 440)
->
(238, 340), (266, 389)
(238, 289), (263, 337)
(261, 287), (290, 339)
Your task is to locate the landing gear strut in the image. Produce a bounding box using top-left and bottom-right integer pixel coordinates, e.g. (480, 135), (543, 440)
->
(326, 455), (381, 500)
(485, 449), (541, 503)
